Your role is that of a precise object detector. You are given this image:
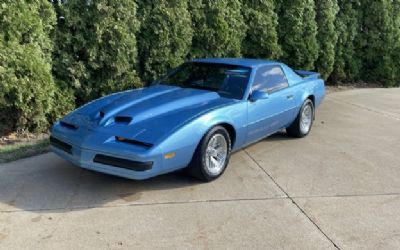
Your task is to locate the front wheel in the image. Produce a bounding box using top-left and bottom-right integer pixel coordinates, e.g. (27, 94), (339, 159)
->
(187, 126), (231, 182)
(287, 99), (314, 138)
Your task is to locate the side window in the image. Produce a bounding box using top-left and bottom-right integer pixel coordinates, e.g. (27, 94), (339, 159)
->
(252, 66), (289, 93)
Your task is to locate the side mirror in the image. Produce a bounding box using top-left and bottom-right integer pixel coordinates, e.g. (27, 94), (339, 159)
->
(249, 90), (269, 102)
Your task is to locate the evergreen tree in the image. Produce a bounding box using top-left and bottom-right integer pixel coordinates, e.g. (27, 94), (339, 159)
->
(241, 0), (281, 59)
(190, 0), (246, 58)
(277, 0), (319, 70)
(138, 0), (193, 82)
(391, 0), (400, 86)
(52, 0), (141, 105)
(331, 0), (362, 82)
(0, 0), (59, 134)
(315, 0), (339, 80)
(357, 0), (397, 86)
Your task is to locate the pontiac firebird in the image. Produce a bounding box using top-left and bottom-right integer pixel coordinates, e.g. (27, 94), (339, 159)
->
(50, 58), (325, 181)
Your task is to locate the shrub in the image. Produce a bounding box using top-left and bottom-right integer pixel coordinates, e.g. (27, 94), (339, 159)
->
(241, 0), (281, 59)
(315, 0), (339, 80)
(356, 0), (398, 86)
(189, 0), (246, 58)
(3, 0), (400, 136)
(137, 0), (193, 82)
(52, 0), (141, 105)
(277, 0), (319, 70)
(331, 0), (362, 82)
(0, 0), (59, 135)
(391, 0), (400, 86)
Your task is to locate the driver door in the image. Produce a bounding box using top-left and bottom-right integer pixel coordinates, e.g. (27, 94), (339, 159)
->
(245, 65), (294, 144)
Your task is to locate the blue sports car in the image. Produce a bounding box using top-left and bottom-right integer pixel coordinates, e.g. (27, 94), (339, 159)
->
(50, 58), (325, 181)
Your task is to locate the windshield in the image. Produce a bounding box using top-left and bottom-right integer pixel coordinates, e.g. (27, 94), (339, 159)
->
(152, 62), (251, 100)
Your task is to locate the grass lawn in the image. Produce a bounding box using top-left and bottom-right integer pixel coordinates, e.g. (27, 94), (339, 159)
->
(0, 139), (50, 164)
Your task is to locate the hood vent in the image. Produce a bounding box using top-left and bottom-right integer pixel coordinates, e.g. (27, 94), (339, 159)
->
(114, 116), (132, 124)
(60, 121), (78, 130)
(99, 111), (105, 118)
(115, 136), (153, 148)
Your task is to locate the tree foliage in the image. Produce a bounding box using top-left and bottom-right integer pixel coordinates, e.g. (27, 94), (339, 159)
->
(357, 0), (398, 86)
(1, 0), (400, 135)
(315, 0), (339, 80)
(52, 0), (141, 105)
(390, 0), (400, 86)
(241, 0), (281, 59)
(190, 0), (246, 58)
(331, 0), (362, 82)
(0, 0), (60, 135)
(138, 0), (193, 82)
(277, 0), (319, 70)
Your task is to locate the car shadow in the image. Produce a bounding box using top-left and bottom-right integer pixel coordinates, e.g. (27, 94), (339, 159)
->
(0, 131), (292, 213)
(262, 131), (299, 142)
(0, 155), (204, 213)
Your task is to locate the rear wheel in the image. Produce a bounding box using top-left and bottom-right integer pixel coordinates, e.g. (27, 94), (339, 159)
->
(287, 99), (314, 138)
(187, 126), (231, 182)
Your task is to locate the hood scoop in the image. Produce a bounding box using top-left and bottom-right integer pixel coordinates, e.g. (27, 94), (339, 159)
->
(99, 111), (132, 125)
(114, 116), (133, 124)
(103, 115), (133, 126)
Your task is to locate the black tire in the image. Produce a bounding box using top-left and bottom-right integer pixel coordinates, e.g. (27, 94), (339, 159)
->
(286, 99), (314, 138)
(187, 126), (231, 182)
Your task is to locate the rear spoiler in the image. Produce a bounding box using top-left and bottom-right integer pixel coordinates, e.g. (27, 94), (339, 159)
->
(295, 70), (321, 80)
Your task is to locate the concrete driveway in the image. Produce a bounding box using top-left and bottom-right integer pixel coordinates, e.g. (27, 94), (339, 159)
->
(1, 88), (399, 249)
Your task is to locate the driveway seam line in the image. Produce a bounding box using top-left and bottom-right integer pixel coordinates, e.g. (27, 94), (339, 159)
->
(243, 149), (340, 250)
(292, 193), (400, 199)
(0, 197), (289, 214)
(3, 192), (393, 214)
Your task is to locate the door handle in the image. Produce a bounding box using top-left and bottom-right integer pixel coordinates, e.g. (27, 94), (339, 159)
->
(286, 94), (294, 100)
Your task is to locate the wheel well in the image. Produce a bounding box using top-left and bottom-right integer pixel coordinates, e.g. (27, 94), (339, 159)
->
(307, 95), (315, 105)
(218, 123), (236, 148)
(307, 95), (316, 119)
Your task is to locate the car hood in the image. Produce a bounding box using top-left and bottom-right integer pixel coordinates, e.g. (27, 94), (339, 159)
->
(61, 85), (236, 144)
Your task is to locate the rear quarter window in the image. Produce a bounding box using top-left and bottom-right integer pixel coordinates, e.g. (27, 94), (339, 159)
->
(252, 65), (289, 93)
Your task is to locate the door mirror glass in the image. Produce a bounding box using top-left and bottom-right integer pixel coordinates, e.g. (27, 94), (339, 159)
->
(249, 90), (269, 102)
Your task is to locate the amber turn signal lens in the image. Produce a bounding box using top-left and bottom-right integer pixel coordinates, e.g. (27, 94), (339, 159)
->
(164, 152), (176, 159)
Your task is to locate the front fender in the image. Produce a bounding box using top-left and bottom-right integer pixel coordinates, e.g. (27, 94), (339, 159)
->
(157, 101), (247, 171)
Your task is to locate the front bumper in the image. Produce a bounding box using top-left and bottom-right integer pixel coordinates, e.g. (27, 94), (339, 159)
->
(50, 136), (164, 180)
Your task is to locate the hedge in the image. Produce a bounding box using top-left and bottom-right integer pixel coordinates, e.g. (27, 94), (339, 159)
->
(242, 0), (281, 59)
(52, 0), (142, 106)
(138, 0), (193, 82)
(190, 0), (246, 58)
(330, 0), (362, 82)
(315, 0), (339, 80)
(277, 0), (319, 70)
(0, 0), (399, 135)
(357, 0), (400, 86)
(0, 0), (60, 135)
